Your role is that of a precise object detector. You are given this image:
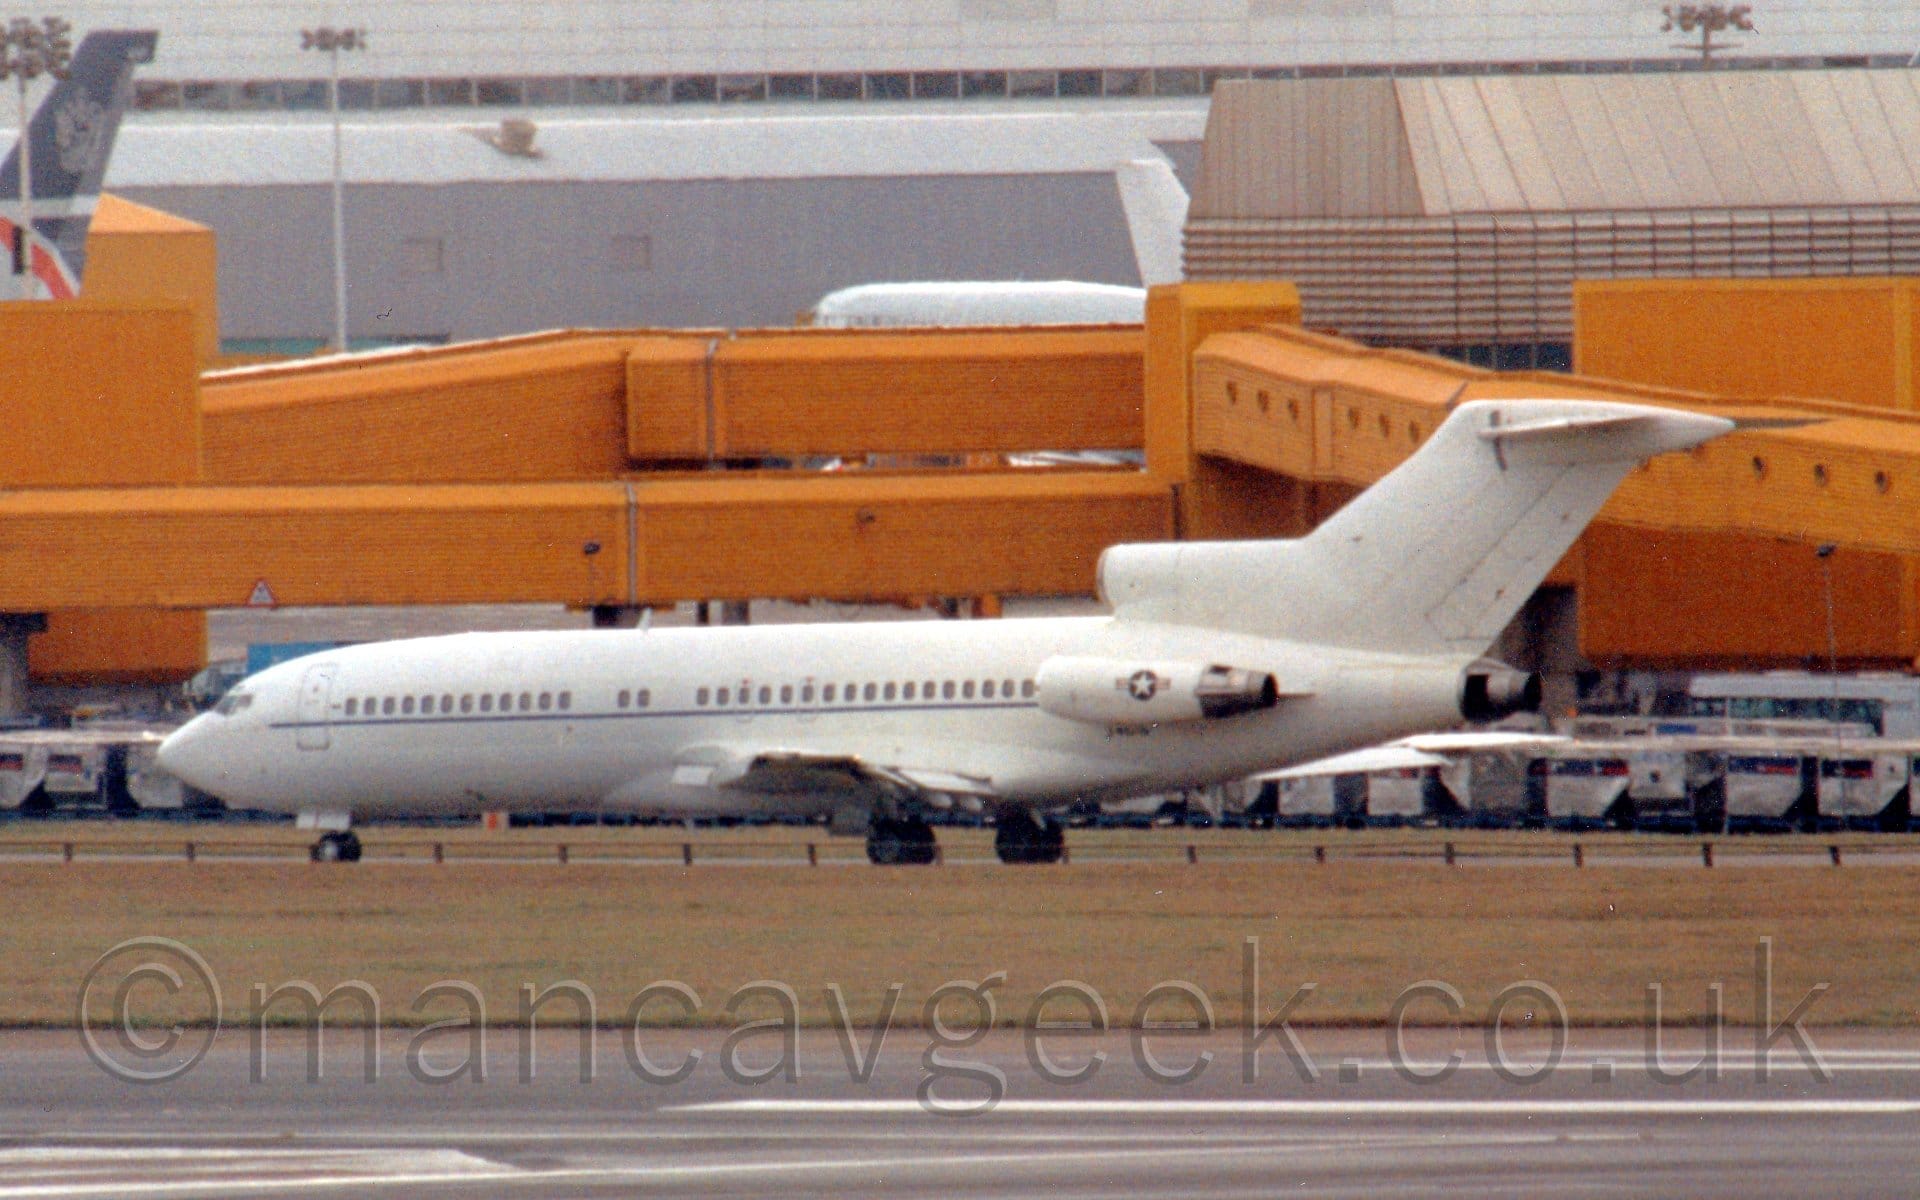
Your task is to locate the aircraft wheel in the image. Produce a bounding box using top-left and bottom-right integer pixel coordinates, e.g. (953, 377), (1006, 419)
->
(1037, 817), (1065, 864)
(995, 812), (1064, 864)
(902, 817), (938, 865)
(866, 819), (905, 865)
(311, 831), (362, 863)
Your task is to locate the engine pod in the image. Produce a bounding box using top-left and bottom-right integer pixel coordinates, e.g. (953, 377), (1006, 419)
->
(1036, 656), (1280, 725)
(1459, 659), (1543, 722)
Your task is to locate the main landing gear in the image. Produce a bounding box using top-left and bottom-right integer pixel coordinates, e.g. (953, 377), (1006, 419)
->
(994, 810), (1065, 865)
(865, 815), (938, 865)
(310, 830), (363, 862)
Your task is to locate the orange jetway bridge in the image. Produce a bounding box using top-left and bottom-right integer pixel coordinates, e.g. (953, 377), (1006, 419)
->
(8, 278), (1920, 706)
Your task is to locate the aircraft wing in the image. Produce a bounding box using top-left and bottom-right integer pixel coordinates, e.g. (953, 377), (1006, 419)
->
(1255, 732), (1566, 780)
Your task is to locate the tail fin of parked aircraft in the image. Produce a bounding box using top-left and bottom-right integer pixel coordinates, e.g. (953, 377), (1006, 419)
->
(1115, 158), (1188, 287)
(1100, 399), (1734, 656)
(1, 29), (157, 299)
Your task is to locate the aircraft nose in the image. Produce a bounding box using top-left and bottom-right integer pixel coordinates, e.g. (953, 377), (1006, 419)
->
(157, 716), (228, 796)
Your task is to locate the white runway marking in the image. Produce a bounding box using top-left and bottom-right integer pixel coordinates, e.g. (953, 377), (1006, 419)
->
(0, 1136), (1556, 1198)
(673, 1097), (1920, 1117)
(1319, 1052), (1920, 1074)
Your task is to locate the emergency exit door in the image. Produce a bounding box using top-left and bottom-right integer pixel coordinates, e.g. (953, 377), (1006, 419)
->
(296, 665), (335, 751)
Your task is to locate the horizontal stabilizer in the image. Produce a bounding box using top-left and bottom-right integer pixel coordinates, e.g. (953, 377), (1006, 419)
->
(1478, 412), (1647, 443)
(1398, 732), (1567, 753)
(1258, 746), (1450, 780)
(1256, 732), (1565, 781)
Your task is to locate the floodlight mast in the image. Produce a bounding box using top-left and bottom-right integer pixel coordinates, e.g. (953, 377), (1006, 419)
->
(1, 15), (73, 300)
(300, 25), (365, 351)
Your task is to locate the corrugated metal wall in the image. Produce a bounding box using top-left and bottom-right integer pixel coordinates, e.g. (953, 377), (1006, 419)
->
(1188, 73), (1920, 346)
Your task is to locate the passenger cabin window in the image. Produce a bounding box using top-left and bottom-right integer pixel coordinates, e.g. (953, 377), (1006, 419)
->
(1022, 679), (1036, 698)
(962, 681), (975, 699)
(637, 688), (650, 708)
(441, 695), (454, 714)
(538, 693), (553, 711)
(558, 692), (571, 711)
(344, 699), (357, 716)
(461, 694), (473, 713)
(402, 697), (416, 715)
(823, 684), (836, 702)
(902, 682), (916, 700)
(718, 687), (731, 705)
(943, 681), (956, 699)
(618, 689), (631, 708)
(882, 682), (896, 701)
(697, 687), (711, 706)
(480, 694), (493, 713)
(780, 685), (793, 704)
(519, 693), (532, 712)
(802, 684), (814, 702)
(759, 686), (772, 704)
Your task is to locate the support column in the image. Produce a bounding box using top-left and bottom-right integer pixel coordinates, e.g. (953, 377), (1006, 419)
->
(0, 615), (48, 720)
(695, 601), (750, 627)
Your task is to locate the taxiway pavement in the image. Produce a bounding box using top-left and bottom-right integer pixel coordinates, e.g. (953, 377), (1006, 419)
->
(4, 1028), (1918, 1197)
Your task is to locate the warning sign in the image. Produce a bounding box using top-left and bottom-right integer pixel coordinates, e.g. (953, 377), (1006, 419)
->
(247, 580), (277, 608)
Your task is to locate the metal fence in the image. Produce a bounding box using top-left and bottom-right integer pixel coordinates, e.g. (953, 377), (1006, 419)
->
(4, 836), (1915, 867)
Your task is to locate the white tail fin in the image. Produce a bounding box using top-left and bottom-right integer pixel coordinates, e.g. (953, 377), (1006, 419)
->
(1100, 400), (1734, 656)
(1115, 158), (1188, 287)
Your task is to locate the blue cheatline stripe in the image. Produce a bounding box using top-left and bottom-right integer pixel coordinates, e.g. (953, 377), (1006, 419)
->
(269, 700), (1042, 732)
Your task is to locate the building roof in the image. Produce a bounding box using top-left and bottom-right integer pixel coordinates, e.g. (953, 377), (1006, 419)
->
(1196, 71), (1920, 220)
(95, 100), (1207, 188)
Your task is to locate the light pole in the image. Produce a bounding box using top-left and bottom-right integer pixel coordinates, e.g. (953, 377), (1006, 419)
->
(0, 15), (72, 301)
(1658, 4), (1755, 64)
(300, 25), (365, 351)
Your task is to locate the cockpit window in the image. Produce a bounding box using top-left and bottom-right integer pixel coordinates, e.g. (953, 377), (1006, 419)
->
(214, 690), (254, 716)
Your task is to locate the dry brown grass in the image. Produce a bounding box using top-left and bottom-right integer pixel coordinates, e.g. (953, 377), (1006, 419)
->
(14, 828), (1917, 1029)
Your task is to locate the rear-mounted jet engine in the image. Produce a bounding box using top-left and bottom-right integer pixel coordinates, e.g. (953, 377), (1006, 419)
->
(1036, 656), (1279, 725)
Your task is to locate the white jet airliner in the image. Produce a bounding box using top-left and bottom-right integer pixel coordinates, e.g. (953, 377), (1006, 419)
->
(806, 158), (1188, 328)
(158, 399), (1733, 864)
